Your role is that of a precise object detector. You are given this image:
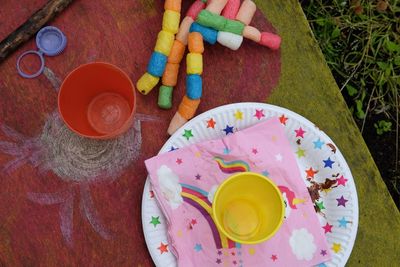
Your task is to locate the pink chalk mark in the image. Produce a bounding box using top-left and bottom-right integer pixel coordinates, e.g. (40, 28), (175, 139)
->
(60, 193), (74, 247)
(27, 190), (72, 205)
(135, 113), (162, 122)
(80, 184), (112, 240)
(1, 124), (26, 141)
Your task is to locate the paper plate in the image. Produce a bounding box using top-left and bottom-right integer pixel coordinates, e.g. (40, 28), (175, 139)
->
(141, 103), (358, 267)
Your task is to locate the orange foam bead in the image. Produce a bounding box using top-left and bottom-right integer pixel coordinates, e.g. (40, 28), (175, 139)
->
(243, 25), (261, 42)
(188, 32), (204, 53)
(164, 0), (182, 12)
(168, 40), (186, 64)
(176, 16), (194, 45)
(162, 63), (180, 86)
(236, 0), (256, 25)
(206, 0), (229, 14)
(178, 95), (201, 120)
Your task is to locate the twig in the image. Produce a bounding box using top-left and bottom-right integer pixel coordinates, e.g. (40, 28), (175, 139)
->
(0, 0), (74, 63)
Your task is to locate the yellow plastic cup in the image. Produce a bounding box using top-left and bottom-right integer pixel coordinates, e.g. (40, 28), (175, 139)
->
(212, 172), (285, 244)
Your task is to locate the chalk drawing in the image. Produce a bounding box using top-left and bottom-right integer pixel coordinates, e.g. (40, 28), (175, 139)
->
(0, 112), (159, 247)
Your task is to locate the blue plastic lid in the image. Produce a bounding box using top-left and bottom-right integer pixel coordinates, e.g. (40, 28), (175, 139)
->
(35, 26), (67, 56)
(17, 26), (67, 78)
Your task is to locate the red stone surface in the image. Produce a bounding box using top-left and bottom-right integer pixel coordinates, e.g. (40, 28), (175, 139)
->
(0, 0), (281, 265)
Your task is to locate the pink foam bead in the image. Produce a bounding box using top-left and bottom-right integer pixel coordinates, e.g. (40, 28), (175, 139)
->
(259, 32), (281, 50)
(221, 0), (241, 19)
(186, 0), (206, 20)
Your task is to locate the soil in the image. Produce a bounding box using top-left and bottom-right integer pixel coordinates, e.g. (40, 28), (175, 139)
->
(356, 113), (400, 209)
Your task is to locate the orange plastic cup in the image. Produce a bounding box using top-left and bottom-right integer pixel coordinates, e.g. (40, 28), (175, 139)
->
(58, 62), (136, 139)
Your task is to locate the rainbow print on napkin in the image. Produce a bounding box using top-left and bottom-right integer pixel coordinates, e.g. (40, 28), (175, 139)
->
(145, 117), (331, 266)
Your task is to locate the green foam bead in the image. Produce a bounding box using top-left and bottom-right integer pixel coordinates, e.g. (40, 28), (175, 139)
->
(158, 86), (173, 109)
(196, 10), (226, 31)
(223, 20), (245, 35)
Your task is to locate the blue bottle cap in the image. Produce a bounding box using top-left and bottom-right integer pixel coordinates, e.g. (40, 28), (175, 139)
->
(36, 26), (67, 56)
(17, 26), (67, 78)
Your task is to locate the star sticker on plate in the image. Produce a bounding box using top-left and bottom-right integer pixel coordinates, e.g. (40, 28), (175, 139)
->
(223, 125), (234, 135)
(254, 109), (265, 120)
(295, 127), (306, 138)
(305, 167), (318, 179)
(320, 249), (327, 256)
(279, 114), (288, 125)
(183, 129), (194, 140)
(322, 222), (333, 233)
(234, 110), (243, 120)
(338, 217), (349, 228)
(176, 158), (183, 165)
(252, 148), (258, 154)
(271, 254), (278, 261)
(331, 243), (341, 253)
(150, 216), (161, 227)
(206, 118), (216, 129)
(337, 175), (348, 186)
(158, 242), (168, 254)
(296, 147), (306, 158)
(323, 157), (335, 168)
(313, 138), (325, 149)
(336, 195), (348, 207)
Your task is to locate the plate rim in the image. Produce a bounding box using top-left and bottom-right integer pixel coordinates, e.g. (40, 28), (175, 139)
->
(141, 102), (359, 267)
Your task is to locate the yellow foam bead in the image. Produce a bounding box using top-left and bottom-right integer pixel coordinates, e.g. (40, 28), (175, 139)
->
(186, 53), (203, 75)
(155, 31), (175, 56)
(162, 10), (181, 34)
(136, 72), (160, 95)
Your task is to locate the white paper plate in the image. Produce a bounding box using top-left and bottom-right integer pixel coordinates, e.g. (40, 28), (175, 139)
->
(141, 103), (358, 267)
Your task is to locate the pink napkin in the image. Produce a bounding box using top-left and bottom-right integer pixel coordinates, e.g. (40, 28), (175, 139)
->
(145, 117), (331, 266)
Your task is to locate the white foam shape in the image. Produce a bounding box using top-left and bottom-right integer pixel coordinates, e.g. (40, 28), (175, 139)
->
(289, 228), (317, 261)
(157, 165), (183, 209)
(217, 31), (243, 51)
(207, 185), (218, 203)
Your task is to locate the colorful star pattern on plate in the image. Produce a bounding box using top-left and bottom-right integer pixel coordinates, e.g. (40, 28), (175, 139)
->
(158, 242), (168, 254)
(176, 158), (183, 165)
(254, 109), (265, 120)
(336, 196), (348, 207)
(150, 216), (161, 227)
(316, 201), (325, 210)
(145, 105), (356, 267)
(234, 110), (243, 120)
(223, 125), (234, 135)
(313, 138), (325, 149)
(323, 157), (335, 168)
(279, 114), (288, 125)
(338, 217), (349, 228)
(207, 118), (216, 129)
(332, 243), (342, 253)
(337, 175), (348, 186)
(169, 146), (177, 152)
(149, 190), (154, 198)
(183, 129), (194, 140)
(323, 222), (333, 233)
(296, 147), (306, 158)
(305, 167), (318, 179)
(295, 127), (306, 138)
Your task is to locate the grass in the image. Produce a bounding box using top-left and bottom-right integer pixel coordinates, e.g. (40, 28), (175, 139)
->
(300, 0), (400, 200)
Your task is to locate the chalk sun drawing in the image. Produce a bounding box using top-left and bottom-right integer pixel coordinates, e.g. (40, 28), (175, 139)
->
(0, 112), (159, 247)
